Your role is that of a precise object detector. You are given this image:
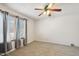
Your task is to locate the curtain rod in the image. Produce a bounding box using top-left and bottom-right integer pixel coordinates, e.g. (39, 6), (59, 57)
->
(0, 9), (27, 20)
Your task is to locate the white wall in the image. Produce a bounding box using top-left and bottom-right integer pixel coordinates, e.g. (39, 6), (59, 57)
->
(35, 3), (79, 47)
(27, 19), (35, 43)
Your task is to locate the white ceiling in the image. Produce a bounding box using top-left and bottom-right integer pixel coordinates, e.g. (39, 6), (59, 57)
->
(3, 3), (79, 20)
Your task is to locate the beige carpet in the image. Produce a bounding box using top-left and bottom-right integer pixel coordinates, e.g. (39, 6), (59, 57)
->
(8, 41), (79, 56)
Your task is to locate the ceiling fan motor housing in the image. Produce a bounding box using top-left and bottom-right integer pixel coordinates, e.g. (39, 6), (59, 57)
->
(44, 5), (48, 11)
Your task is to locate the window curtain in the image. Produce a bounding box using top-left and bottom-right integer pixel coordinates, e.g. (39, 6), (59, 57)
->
(23, 20), (27, 46)
(15, 17), (21, 48)
(0, 11), (10, 54)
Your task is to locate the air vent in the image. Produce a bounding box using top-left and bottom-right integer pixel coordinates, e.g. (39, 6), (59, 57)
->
(70, 43), (75, 47)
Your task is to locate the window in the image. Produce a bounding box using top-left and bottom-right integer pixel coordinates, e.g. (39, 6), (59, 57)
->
(19, 19), (26, 39)
(0, 11), (27, 54)
(7, 15), (16, 42)
(0, 12), (3, 43)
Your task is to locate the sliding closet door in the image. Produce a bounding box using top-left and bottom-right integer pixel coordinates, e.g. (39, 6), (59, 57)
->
(0, 12), (4, 53)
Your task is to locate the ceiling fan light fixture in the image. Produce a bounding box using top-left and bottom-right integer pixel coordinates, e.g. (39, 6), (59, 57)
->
(43, 12), (47, 15)
(47, 10), (50, 15)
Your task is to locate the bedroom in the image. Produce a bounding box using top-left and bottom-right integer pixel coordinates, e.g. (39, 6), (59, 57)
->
(0, 3), (79, 56)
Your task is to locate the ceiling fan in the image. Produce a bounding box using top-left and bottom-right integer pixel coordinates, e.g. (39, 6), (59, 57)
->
(34, 3), (62, 16)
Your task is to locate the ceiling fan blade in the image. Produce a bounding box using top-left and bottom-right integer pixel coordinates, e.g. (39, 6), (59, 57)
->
(38, 12), (44, 16)
(48, 9), (62, 11)
(47, 3), (55, 9)
(35, 8), (43, 10)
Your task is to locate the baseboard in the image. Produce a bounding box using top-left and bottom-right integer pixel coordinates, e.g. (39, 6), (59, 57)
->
(35, 40), (79, 48)
(27, 40), (34, 44)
